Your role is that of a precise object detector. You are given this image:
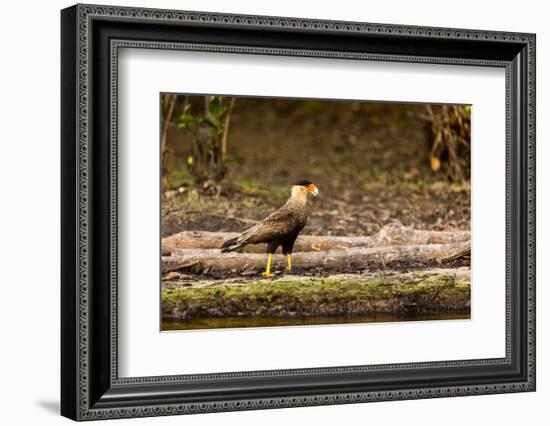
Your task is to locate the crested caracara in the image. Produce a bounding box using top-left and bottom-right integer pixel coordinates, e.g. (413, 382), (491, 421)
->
(221, 180), (319, 277)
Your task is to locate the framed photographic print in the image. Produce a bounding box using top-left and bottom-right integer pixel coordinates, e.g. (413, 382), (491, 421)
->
(61, 4), (536, 421)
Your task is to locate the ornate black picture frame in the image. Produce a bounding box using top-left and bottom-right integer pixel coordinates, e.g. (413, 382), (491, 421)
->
(61, 4), (536, 421)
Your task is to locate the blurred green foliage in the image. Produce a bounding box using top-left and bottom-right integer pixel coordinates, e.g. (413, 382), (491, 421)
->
(174, 96), (236, 186)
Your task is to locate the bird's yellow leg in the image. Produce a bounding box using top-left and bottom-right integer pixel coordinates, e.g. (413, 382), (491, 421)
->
(287, 254), (292, 272)
(262, 253), (274, 278)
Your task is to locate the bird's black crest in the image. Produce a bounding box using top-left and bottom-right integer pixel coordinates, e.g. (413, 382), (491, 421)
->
(291, 179), (313, 186)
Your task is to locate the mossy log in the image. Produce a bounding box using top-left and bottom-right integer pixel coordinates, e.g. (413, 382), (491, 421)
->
(162, 221), (470, 255)
(162, 275), (471, 322)
(162, 241), (470, 274)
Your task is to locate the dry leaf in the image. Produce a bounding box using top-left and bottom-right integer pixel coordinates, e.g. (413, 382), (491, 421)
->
(430, 156), (441, 172)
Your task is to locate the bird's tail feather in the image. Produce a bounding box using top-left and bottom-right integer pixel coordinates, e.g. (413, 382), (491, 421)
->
(221, 237), (242, 253)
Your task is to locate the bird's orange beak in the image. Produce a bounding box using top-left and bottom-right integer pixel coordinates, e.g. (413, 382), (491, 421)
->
(306, 184), (319, 196)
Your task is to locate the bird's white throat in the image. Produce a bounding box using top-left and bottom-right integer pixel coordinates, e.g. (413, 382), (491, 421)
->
(289, 185), (308, 205)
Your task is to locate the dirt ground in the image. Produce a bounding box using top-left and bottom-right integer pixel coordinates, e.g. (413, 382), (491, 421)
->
(162, 99), (470, 239)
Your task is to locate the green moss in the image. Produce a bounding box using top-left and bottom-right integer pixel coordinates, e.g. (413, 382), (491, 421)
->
(235, 178), (288, 201)
(163, 162), (194, 190)
(162, 275), (471, 321)
(362, 178), (471, 193)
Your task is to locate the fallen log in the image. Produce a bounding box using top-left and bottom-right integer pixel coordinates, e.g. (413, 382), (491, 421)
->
(161, 221), (470, 255)
(162, 274), (471, 325)
(162, 241), (470, 274)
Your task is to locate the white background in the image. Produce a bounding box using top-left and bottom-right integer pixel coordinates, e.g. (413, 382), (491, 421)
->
(119, 49), (506, 377)
(0, 0), (547, 425)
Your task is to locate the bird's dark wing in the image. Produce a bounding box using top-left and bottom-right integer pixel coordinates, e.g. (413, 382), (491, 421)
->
(236, 207), (299, 245)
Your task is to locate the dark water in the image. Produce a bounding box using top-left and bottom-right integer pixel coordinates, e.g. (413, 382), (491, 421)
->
(162, 312), (470, 331)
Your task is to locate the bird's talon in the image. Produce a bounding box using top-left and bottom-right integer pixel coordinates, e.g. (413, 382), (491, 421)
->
(262, 272), (274, 278)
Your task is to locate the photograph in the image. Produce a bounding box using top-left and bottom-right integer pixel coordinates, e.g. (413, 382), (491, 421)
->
(160, 94), (472, 331)
(58, 3), (536, 420)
